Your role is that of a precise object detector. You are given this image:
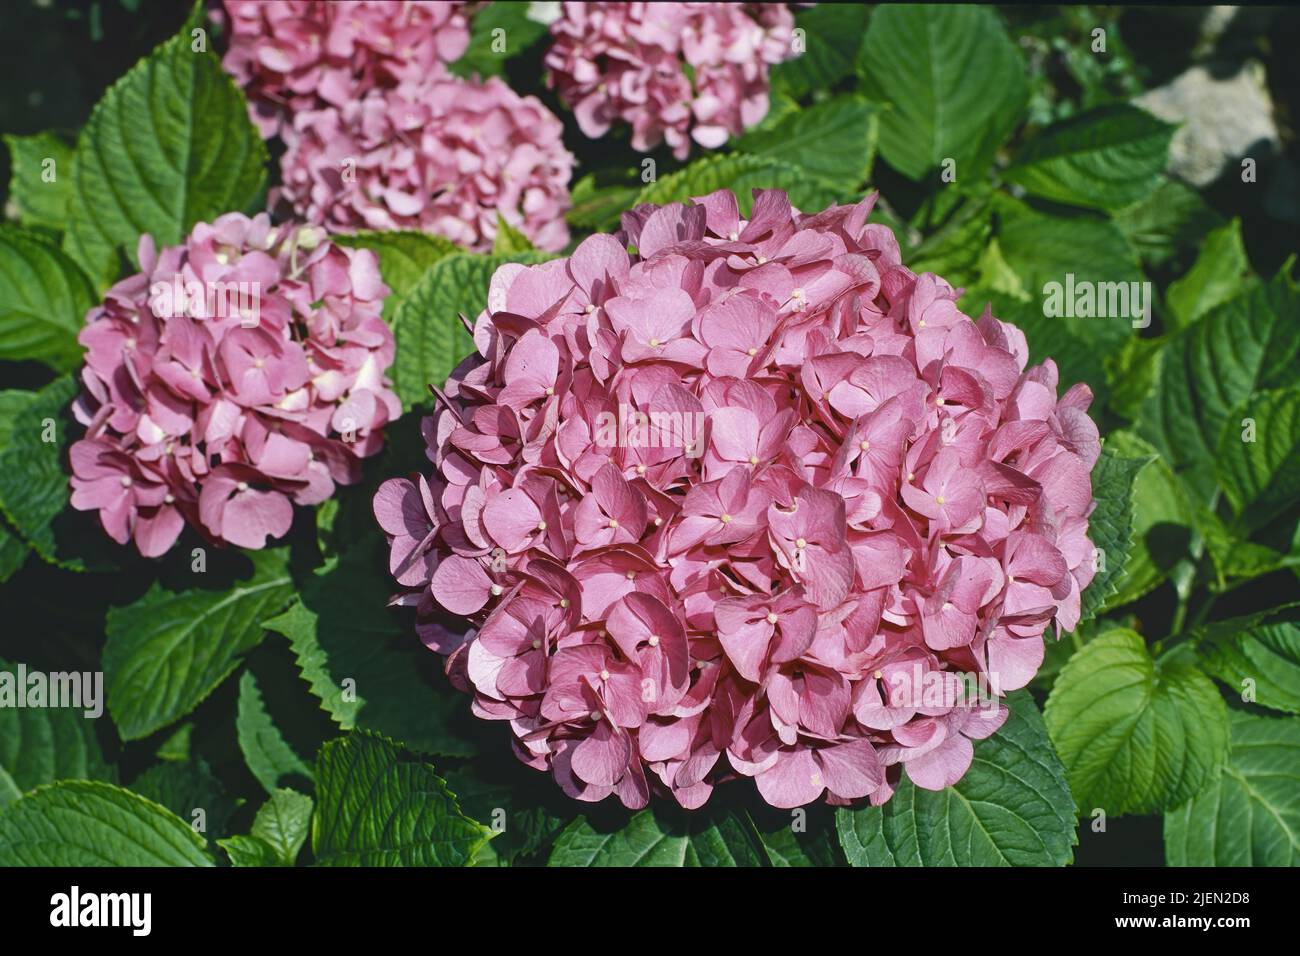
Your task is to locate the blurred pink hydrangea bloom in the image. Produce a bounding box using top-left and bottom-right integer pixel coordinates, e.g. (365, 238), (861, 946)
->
(276, 75), (576, 253)
(71, 214), (399, 556)
(220, 0), (471, 138)
(545, 2), (798, 159)
(374, 188), (1098, 810)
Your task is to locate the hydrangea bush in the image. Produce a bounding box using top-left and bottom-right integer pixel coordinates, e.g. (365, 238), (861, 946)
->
(0, 2), (1296, 872)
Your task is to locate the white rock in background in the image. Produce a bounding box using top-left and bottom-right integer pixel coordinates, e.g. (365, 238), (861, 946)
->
(1135, 61), (1278, 187)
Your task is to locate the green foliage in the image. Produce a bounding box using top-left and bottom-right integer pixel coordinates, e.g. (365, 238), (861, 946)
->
(836, 692), (1076, 866)
(1045, 632), (1229, 815)
(0, 227), (94, 371)
(312, 731), (492, 866)
(61, 25), (267, 288)
(104, 549), (294, 740)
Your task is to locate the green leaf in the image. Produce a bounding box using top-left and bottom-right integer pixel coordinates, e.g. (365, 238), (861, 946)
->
(129, 758), (237, 852)
(4, 132), (74, 232)
(0, 376), (119, 572)
(1139, 272), (1300, 503)
(263, 546), (479, 758)
(1197, 506), (1300, 588)
(62, 27), (268, 288)
(1079, 445), (1148, 622)
(0, 768), (19, 808)
(1165, 218), (1251, 332)
(748, 803), (844, 867)
(1114, 177), (1222, 270)
(104, 549), (294, 740)
(1216, 387), (1300, 533)
(0, 780), (214, 866)
(1198, 607), (1300, 715)
(312, 731), (492, 866)
(1100, 432), (1194, 610)
(859, 5), (1026, 181)
(236, 670), (313, 794)
(635, 153), (843, 220)
(218, 834), (281, 867)
(548, 805), (767, 867)
(447, 1), (547, 79)
(567, 174), (640, 233)
(836, 691), (1076, 866)
(332, 230), (459, 322)
(491, 214), (533, 255)
(0, 657), (112, 792)
(733, 96), (879, 189)
(441, 765), (569, 864)
(907, 198), (994, 290)
(0, 227), (94, 371)
(1044, 631), (1229, 815)
(1164, 712), (1300, 866)
(1005, 105), (1175, 211)
(769, 3), (869, 101)
(388, 251), (553, 410)
(250, 788), (313, 865)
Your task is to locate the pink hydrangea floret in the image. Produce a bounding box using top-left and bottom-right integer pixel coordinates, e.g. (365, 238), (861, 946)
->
(546, 2), (798, 159)
(220, 0), (471, 138)
(276, 75), (576, 252)
(71, 213), (399, 556)
(374, 188), (1099, 810)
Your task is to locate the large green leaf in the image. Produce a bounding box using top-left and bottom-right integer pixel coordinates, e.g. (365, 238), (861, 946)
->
(388, 251), (553, 410)
(236, 670), (313, 794)
(129, 758), (236, 852)
(1139, 273), (1300, 503)
(1113, 176), (1222, 270)
(1198, 607), (1300, 715)
(104, 549), (294, 740)
(312, 731), (492, 866)
(1165, 218), (1251, 332)
(1164, 712), (1300, 866)
(62, 27), (267, 287)
(0, 657), (112, 792)
(263, 546), (479, 758)
(1216, 387), (1300, 533)
(635, 153), (843, 219)
(4, 132), (74, 233)
(1100, 431), (1193, 611)
(733, 96), (879, 189)
(0, 780), (213, 866)
(1044, 631), (1229, 815)
(332, 230), (459, 322)
(770, 3), (870, 101)
(548, 805), (768, 867)
(859, 5), (1026, 181)
(836, 691), (1076, 866)
(0, 228), (93, 371)
(1080, 445), (1149, 622)
(0, 376), (119, 572)
(1005, 105), (1174, 211)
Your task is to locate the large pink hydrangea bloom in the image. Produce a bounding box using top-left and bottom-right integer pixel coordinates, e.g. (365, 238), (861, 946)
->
(375, 188), (1098, 810)
(545, 2), (798, 159)
(276, 75), (575, 253)
(71, 214), (399, 556)
(220, 0), (471, 139)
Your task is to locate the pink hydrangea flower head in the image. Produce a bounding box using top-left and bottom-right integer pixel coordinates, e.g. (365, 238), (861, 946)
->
(71, 214), (400, 556)
(545, 2), (798, 159)
(376, 188), (1099, 810)
(220, 0), (471, 138)
(275, 75), (576, 252)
